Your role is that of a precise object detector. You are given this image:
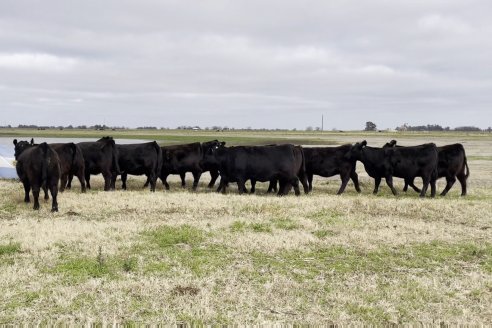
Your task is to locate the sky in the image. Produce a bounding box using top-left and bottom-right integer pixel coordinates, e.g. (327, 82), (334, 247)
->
(0, 0), (491, 130)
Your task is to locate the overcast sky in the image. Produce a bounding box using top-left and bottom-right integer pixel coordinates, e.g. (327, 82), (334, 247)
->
(0, 1), (491, 130)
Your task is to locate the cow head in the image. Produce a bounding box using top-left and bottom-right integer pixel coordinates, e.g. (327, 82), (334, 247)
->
(383, 140), (397, 148)
(201, 141), (226, 166)
(97, 136), (113, 142)
(13, 138), (35, 160)
(201, 140), (224, 154)
(345, 140), (367, 160)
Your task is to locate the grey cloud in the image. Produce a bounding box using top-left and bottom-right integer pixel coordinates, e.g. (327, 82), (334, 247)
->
(0, 0), (491, 129)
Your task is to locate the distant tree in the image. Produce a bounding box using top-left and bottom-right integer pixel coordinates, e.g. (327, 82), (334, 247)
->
(487, 127), (492, 133)
(306, 126), (313, 131)
(315, 126), (321, 131)
(365, 121), (377, 131)
(454, 126), (481, 132)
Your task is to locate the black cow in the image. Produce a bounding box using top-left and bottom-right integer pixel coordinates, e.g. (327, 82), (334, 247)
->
(346, 140), (438, 197)
(13, 140), (60, 211)
(111, 141), (162, 192)
(205, 144), (307, 196)
(75, 136), (120, 191)
(199, 140), (222, 188)
(13, 138), (86, 193)
(146, 140), (223, 190)
(384, 140), (469, 196)
(301, 145), (361, 195)
(247, 145), (309, 195)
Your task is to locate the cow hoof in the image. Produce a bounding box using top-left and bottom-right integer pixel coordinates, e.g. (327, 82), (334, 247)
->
(51, 208), (58, 212)
(33, 205), (40, 210)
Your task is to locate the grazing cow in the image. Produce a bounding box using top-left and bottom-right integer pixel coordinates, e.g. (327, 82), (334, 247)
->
(13, 138), (86, 193)
(111, 141), (162, 192)
(346, 140), (438, 197)
(13, 140), (60, 211)
(205, 144), (307, 196)
(75, 136), (120, 191)
(301, 145), (361, 195)
(147, 140), (223, 190)
(384, 140), (469, 196)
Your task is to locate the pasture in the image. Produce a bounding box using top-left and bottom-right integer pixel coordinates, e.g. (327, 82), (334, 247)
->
(0, 129), (491, 325)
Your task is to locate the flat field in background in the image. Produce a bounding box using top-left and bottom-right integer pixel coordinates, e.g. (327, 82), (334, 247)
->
(0, 129), (491, 325)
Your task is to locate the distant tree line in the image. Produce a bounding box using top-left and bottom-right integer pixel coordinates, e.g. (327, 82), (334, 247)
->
(396, 123), (487, 132)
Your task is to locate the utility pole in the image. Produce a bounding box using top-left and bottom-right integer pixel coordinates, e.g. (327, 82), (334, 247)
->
(321, 114), (324, 131)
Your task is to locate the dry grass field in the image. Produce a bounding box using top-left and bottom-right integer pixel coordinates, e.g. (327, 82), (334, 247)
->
(0, 131), (491, 325)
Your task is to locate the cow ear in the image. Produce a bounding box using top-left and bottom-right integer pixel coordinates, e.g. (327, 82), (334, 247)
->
(30, 138), (34, 145)
(13, 139), (17, 145)
(220, 142), (226, 147)
(361, 140), (367, 147)
(390, 140), (397, 146)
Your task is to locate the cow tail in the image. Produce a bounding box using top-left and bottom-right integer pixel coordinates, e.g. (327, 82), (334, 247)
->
(153, 141), (163, 177)
(464, 155), (470, 179)
(433, 147), (439, 181)
(111, 140), (121, 174)
(70, 143), (77, 167)
(300, 147), (306, 176)
(40, 143), (49, 189)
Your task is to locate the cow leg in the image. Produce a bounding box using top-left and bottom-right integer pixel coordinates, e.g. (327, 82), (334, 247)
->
(59, 174), (68, 193)
(180, 172), (186, 188)
(402, 180), (409, 192)
(276, 180), (284, 196)
(430, 176), (437, 198)
(32, 186), (40, 210)
(43, 185), (49, 200)
(237, 178), (247, 195)
(191, 171), (202, 191)
(23, 181), (31, 203)
(277, 180), (288, 196)
(407, 178), (421, 193)
(76, 169), (86, 193)
(385, 176), (398, 196)
(440, 176), (456, 196)
(217, 178), (227, 194)
(66, 173), (73, 190)
(50, 183), (58, 212)
(419, 177), (430, 198)
(290, 177), (301, 196)
(267, 180), (277, 193)
(350, 171), (361, 193)
(162, 174), (170, 190)
(298, 173), (309, 194)
(102, 172), (112, 191)
(373, 177), (382, 194)
(85, 172), (91, 190)
(143, 176), (150, 188)
(457, 172), (467, 196)
(121, 173), (128, 190)
(147, 171), (157, 192)
(250, 180), (256, 194)
(307, 173), (314, 192)
(337, 174), (350, 195)
(208, 170), (219, 188)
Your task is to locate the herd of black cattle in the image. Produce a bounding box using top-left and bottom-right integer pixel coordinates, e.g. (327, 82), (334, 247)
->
(11, 137), (469, 212)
